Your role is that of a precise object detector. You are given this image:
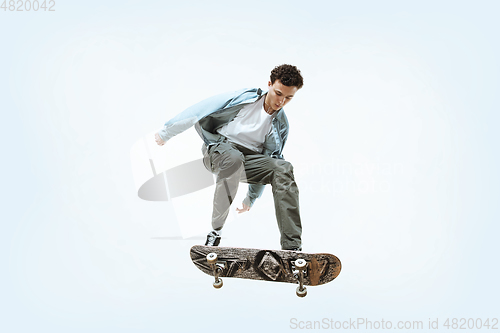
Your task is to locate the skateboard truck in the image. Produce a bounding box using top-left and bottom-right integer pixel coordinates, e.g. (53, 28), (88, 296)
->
(207, 253), (225, 289)
(294, 259), (308, 297)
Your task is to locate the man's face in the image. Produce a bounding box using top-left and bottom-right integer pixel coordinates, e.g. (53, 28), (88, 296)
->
(266, 79), (299, 112)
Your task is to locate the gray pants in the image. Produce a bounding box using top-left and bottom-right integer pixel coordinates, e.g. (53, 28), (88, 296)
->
(202, 140), (302, 250)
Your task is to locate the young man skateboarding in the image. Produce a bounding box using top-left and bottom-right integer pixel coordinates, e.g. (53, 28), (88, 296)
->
(155, 64), (304, 251)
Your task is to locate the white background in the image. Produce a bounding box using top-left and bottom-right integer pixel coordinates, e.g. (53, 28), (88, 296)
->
(1, 0), (499, 332)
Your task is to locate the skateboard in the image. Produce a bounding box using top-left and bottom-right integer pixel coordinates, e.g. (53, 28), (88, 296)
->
(190, 245), (342, 297)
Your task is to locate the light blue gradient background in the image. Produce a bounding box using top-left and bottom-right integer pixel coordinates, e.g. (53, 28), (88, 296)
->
(1, 1), (498, 332)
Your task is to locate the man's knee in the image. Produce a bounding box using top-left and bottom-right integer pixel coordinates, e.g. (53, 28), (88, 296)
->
(226, 150), (244, 166)
(275, 160), (294, 174)
(218, 149), (244, 175)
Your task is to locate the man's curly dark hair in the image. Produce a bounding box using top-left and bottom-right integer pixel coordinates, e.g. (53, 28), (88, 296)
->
(270, 64), (304, 89)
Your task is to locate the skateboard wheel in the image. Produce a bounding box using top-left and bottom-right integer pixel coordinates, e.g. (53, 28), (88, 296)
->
(207, 253), (218, 265)
(295, 259), (307, 270)
(296, 286), (307, 297)
(213, 278), (223, 289)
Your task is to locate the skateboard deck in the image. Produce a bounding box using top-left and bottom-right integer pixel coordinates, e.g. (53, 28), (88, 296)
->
(190, 245), (341, 296)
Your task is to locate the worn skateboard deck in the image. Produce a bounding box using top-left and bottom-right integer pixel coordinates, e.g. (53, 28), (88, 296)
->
(190, 245), (341, 286)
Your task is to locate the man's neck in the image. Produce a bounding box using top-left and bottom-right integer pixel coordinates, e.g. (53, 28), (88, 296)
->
(264, 94), (276, 115)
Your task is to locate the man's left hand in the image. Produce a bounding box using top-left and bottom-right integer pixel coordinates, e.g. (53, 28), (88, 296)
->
(236, 202), (251, 214)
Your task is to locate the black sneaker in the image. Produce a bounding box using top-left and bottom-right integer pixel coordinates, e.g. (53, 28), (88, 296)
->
(205, 231), (221, 246)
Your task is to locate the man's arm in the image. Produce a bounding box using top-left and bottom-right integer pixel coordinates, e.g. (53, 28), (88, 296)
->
(243, 184), (266, 207)
(236, 184), (265, 213)
(156, 88), (257, 144)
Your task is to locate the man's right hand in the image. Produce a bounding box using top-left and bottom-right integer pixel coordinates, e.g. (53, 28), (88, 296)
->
(155, 132), (165, 146)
